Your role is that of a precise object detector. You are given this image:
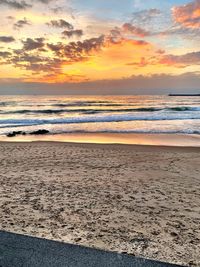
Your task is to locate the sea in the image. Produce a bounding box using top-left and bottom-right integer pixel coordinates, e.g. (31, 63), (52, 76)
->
(0, 95), (200, 146)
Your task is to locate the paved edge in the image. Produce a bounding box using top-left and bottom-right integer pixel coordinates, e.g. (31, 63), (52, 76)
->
(0, 231), (183, 267)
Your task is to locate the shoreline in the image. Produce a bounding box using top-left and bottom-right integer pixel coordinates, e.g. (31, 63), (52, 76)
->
(1, 140), (200, 152)
(0, 133), (200, 147)
(0, 141), (200, 266)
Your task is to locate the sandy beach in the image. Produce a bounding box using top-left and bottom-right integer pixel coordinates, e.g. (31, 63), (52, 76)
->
(0, 142), (200, 266)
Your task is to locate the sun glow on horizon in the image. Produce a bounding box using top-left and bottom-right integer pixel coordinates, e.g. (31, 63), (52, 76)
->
(0, 0), (200, 91)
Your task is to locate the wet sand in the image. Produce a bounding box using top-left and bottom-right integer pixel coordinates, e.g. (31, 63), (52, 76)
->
(0, 142), (199, 266)
(1, 132), (200, 147)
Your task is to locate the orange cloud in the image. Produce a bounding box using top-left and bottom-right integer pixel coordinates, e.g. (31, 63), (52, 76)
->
(173, 0), (200, 28)
(0, 8), (198, 85)
(40, 37), (154, 83)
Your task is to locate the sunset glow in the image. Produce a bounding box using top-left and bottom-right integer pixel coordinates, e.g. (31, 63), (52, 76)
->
(0, 0), (200, 93)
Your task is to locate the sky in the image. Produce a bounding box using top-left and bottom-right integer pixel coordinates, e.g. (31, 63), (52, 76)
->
(0, 0), (200, 94)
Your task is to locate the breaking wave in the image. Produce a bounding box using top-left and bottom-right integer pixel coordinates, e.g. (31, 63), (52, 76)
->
(1, 106), (200, 115)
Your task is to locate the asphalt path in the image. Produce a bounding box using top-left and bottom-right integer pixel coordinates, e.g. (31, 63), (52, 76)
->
(0, 231), (182, 267)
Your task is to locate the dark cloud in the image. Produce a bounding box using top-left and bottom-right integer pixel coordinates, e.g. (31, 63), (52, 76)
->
(106, 26), (151, 46)
(0, 0), (53, 10)
(122, 23), (150, 37)
(62, 29), (83, 38)
(7, 49), (63, 74)
(63, 35), (105, 59)
(160, 51), (200, 67)
(1, 31), (153, 79)
(47, 35), (104, 61)
(0, 51), (12, 57)
(3, 35), (104, 76)
(5, 35), (105, 75)
(50, 5), (76, 19)
(0, 0), (31, 9)
(51, 7), (63, 13)
(11, 53), (45, 64)
(22, 38), (45, 51)
(46, 43), (64, 54)
(107, 23), (151, 42)
(24, 58), (62, 73)
(14, 17), (31, 30)
(47, 19), (73, 30)
(108, 27), (122, 43)
(0, 36), (15, 42)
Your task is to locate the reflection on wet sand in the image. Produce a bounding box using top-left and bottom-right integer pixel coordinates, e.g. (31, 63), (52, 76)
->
(1, 133), (200, 147)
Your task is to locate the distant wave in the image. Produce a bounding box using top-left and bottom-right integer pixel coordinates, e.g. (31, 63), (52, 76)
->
(49, 129), (200, 135)
(169, 107), (199, 111)
(50, 129), (200, 135)
(0, 109), (72, 115)
(52, 103), (131, 107)
(0, 107), (159, 115)
(0, 111), (200, 129)
(1, 106), (200, 115)
(0, 100), (127, 108)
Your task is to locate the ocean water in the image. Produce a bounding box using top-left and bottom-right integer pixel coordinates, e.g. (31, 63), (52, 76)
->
(0, 95), (200, 138)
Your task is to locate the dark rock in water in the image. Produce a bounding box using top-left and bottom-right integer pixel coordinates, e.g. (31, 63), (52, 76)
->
(7, 129), (49, 137)
(7, 132), (16, 137)
(30, 129), (49, 135)
(7, 131), (23, 137)
(169, 94), (200, 96)
(14, 131), (22, 135)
